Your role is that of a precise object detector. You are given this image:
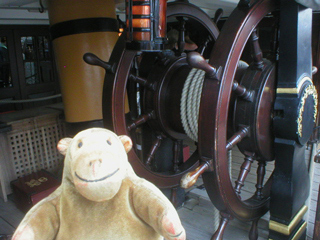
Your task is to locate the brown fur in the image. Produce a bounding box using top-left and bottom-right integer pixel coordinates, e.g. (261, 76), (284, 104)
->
(12, 128), (186, 240)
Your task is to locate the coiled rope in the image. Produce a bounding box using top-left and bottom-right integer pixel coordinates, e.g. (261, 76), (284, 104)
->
(180, 66), (205, 142)
(181, 60), (249, 142)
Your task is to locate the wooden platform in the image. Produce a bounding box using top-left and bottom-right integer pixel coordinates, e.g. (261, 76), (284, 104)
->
(0, 188), (269, 240)
(0, 144), (317, 240)
(0, 196), (24, 236)
(178, 177), (270, 240)
(0, 147), (271, 240)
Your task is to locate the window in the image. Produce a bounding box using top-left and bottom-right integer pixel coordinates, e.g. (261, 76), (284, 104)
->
(0, 26), (60, 113)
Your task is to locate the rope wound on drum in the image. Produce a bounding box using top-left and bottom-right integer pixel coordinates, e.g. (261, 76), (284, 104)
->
(181, 59), (249, 142)
(180, 63), (206, 142)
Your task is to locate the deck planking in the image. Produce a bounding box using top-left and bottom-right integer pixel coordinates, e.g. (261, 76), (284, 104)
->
(0, 147), (306, 240)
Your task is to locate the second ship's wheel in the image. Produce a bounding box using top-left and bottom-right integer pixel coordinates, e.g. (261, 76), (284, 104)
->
(84, 0), (280, 238)
(83, 0), (317, 238)
(101, 1), (219, 188)
(187, 0), (278, 238)
(99, 0), (277, 231)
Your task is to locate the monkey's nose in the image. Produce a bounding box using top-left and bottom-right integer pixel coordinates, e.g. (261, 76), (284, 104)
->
(89, 159), (102, 166)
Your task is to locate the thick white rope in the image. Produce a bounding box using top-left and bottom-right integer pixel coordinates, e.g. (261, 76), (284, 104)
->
(180, 68), (195, 140)
(181, 60), (249, 142)
(181, 67), (205, 142)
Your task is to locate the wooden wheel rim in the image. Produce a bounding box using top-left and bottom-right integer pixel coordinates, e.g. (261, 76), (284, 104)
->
(200, 0), (276, 220)
(103, 2), (219, 188)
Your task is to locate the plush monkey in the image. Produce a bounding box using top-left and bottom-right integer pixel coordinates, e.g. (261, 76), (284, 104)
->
(12, 128), (186, 240)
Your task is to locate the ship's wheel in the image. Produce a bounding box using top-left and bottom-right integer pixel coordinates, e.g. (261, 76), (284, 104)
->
(192, 0), (278, 238)
(85, 0), (279, 239)
(92, 1), (220, 188)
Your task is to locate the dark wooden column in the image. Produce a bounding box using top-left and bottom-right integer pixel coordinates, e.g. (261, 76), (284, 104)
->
(269, 1), (315, 239)
(311, 12), (320, 141)
(313, 184), (320, 239)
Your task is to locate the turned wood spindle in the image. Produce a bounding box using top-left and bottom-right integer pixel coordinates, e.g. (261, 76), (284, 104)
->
(127, 111), (154, 131)
(83, 52), (115, 73)
(249, 219), (259, 240)
(255, 161), (266, 200)
(232, 81), (254, 102)
(250, 29), (264, 70)
(173, 140), (182, 173)
(180, 161), (210, 189)
(234, 155), (254, 196)
(146, 135), (163, 166)
(129, 74), (155, 90)
(226, 126), (249, 150)
(211, 212), (233, 240)
(187, 51), (218, 79)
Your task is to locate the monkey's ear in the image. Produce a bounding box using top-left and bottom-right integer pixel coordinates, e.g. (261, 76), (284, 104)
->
(118, 135), (132, 153)
(57, 138), (72, 156)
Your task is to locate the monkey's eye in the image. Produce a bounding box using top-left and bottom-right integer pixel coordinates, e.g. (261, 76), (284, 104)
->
(107, 140), (112, 145)
(78, 141), (83, 148)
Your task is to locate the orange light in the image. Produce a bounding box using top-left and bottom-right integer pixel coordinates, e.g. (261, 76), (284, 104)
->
(118, 28), (124, 36)
(132, 19), (150, 28)
(133, 32), (151, 41)
(129, 5), (150, 15)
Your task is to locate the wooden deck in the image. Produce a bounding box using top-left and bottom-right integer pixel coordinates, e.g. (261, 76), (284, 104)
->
(175, 144), (272, 240)
(0, 195), (24, 236)
(0, 147), (272, 240)
(177, 179), (270, 240)
(0, 142), (318, 240)
(0, 185), (269, 240)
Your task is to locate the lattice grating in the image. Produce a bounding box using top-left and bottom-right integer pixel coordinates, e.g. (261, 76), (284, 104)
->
(8, 121), (65, 178)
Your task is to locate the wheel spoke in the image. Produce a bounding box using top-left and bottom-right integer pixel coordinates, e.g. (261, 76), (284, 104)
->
(181, 161), (210, 189)
(211, 212), (233, 240)
(234, 155), (254, 196)
(250, 29), (264, 69)
(249, 219), (259, 240)
(127, 111), (154, 131)
(226, 126), (249, 150)
(129, 74), (155, 90)
(187, 51), (219, 78)
(146, 135), (163, 167)
(255, 161), (266, 200)
(232, 81), (254, 101)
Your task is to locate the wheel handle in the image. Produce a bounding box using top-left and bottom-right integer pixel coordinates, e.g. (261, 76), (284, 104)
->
(180, 162), (210, 189)
(187, 51), (221, 79)
(83, 52), (116, 73)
